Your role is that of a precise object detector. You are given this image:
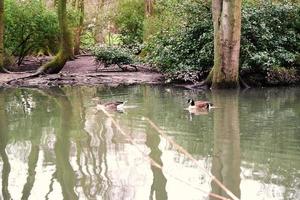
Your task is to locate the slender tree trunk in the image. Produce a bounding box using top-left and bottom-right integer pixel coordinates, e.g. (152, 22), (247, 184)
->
(211, 0), (242, 89)
(37, 0), (73, 74)
(0, 0), (6, 73)
(74, 0), (84, 55)
(94, 0), (105, 43)
(145, 0), (155, 17)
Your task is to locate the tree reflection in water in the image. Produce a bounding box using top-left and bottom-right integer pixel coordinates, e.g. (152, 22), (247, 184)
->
(0, 89), (11, 200)
(211, 90), (241, 199)
(49, 88), (78, 200)
(146, 125), (168, 200)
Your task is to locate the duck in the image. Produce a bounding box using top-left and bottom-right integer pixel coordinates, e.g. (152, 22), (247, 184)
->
(93, 97), (127, 112)
(103, 101), (127, 111)
(187, 99), (213, 110)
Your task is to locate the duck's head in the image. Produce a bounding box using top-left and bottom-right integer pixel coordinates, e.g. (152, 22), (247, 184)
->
(207, 102), (214, 109)
(187, 99), (195, 106)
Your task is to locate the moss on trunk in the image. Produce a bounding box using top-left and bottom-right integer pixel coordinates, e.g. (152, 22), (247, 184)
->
(211, 0), (242, 89)
(37, 0), (73, 74)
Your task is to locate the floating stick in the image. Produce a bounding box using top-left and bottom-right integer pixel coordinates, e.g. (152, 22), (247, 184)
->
(98, 106), (231, 200)
(144, 117), (240, 200)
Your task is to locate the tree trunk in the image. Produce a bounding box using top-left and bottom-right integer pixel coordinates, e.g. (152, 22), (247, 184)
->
(211, 0), (242, 89)
(74, 0), (84, 55)
(94, 0), (105, 43)
(37, 0), (73, 74)
(145, 0), (155, 17)
(0, 0), (6, 73)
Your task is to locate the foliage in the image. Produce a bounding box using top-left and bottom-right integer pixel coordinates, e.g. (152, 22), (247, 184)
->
(143, 0), (183, 41)
(145, 1), (300, 84)
(145, 0), (213, 73)
(92, 45), (134, 66)
(80, 31), (96, 49)
(240, 3), (300, 73)
(114, 0), (145, 46)
(4, 0), (59, 61)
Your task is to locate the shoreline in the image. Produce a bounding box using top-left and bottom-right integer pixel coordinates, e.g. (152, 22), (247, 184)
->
(0, 56), (165, 88)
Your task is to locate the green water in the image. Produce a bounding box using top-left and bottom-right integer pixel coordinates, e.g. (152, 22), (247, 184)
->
(0, 86), (299, 200)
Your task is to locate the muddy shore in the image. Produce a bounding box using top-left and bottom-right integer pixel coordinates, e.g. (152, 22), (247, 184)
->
(0, 56), (165, 88)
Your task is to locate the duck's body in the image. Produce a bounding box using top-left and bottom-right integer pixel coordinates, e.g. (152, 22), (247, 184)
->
(95, 99), (127, 112)
(104, 101), (126, 111)
(187, 99), (213, 110)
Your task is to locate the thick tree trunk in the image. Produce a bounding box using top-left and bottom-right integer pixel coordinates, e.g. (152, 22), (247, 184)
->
(211, 0), (242, 89)
(37, 0), (73, 74)
(74, 0), (84, 55)
(0, 0), (6, 73)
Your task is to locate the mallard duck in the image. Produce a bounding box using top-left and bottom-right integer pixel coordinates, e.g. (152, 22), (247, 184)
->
(187, 99), (213, 110)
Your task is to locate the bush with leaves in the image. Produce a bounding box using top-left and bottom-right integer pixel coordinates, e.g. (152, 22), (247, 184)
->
(145, 0), (213, 74)
(145, 1), (300, 85)
(4, 0), (59, 65)
(240, 3), (300, 74)
(92, 45), (134, 67)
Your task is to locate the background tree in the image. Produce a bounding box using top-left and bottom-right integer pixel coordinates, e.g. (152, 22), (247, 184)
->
(145, 0), (155, 17)
(0, 0), (5, 73)
(73, 0), (84, 55)
(36, 0), (73, 74)
(211, 0), (242, 88)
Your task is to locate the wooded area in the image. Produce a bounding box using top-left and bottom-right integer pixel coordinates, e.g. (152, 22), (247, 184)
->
(0, 0), (299, 88)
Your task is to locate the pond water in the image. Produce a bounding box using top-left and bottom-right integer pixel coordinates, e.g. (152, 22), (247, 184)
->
(0, 86), (299, 200)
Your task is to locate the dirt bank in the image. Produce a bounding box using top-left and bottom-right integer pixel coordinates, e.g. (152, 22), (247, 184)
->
(0, 56), (165, 88)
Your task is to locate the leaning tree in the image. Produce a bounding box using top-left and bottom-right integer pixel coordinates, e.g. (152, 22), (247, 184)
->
(36, 0), (73, 74)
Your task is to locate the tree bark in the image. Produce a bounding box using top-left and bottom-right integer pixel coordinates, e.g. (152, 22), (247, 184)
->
(0, 0), (6, 73)
(145, 0), (155, 17)
(37, 0), (73, 74)
(74, 0), (84, 55)
(94, 0), (105, 43)
(211, 0), (242, 89)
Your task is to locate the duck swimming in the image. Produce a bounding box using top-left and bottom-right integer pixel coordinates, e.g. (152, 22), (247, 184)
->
(93, 97), (127, 112)
(187, 99), (213, 110)
(103, 101), (127, 111)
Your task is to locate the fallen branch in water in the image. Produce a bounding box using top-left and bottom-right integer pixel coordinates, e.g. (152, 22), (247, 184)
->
(97, 106), (231, 200)
(144, 117), (240, 200)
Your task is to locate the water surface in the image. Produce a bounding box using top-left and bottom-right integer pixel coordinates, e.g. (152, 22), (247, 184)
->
(0, 86), (299, 200)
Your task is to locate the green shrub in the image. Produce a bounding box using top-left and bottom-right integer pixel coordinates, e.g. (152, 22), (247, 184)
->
(4, 0), (60, 61)
(240, 3), (300, 74)
(145, 0), (213, 73)
(145, 1), (300, 84)
(92, 45), (134, 66)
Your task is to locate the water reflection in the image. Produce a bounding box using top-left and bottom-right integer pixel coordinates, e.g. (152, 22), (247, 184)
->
(146, 126), (168, 200)
(0, 89), (11, 200)
(49, 88), (78, 200)
(211, 90), (241, 199)
(0, 86), (299, 200)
